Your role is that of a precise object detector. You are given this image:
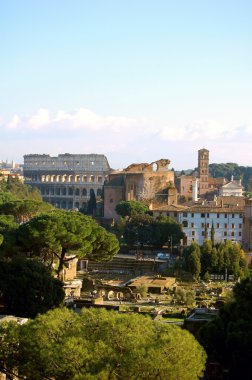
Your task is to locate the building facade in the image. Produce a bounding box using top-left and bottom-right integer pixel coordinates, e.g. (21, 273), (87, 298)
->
(104, 159), (175, 220)
(243, 198), (252, 251)
(23, 154), (110, 210)
(153, 196), (244, 246)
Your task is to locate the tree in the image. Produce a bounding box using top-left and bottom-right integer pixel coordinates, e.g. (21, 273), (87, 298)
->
(124, 214), (184, 248)
(200, 240), (213, 276)
(0, 257), (64, 318)
(0, 199), (54, 223)
(12, 210), (119, 277)
(184, 242), (201, 279)
(115, 200), (149, 218)
(188, 251), (201, 280)
(198, 277), (252, 379)
(0, 307), (206, 380)
(86, 188), (96, 215)
(0, 176), (42, 203)
(210, 221), (215, 245)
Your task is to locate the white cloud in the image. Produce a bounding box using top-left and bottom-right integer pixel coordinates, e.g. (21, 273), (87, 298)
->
(1, 107), (251, 169)
(28, 108), (50, 130)
(158, 119), (251, 142)
(6, 115), (21, 130)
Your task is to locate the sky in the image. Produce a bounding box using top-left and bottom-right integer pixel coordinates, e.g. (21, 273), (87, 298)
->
(1, 0), (252, 170)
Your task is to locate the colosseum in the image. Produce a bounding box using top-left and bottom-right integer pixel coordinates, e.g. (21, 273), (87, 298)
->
(23, 153), (111, 210)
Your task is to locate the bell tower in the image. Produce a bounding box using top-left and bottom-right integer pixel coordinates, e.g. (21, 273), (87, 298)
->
(198, 148), (209, 195)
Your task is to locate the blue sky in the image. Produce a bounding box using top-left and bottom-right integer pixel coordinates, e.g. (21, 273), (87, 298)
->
(1, 0), (251, 169)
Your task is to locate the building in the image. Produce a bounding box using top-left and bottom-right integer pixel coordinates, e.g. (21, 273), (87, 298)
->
(176, 148), (225, 199)
(219, 176), (243, 197)
(104, 159), (175, 220)
(152, 196), (244, 246)
(23, 154), (110, 210)
(243, 198), (252, 251)
(198, 148), (209, 195)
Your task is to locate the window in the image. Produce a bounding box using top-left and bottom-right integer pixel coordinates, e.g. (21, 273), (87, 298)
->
(201, 223), (205, 228)
(239, 232), (242, 236)
(207, 213), (209, 218)
(182, 220), (188, 227)
(239, 224), (242, 228)
(82, 188), (87, 196)
(231, 223), (235, 229)
(192, 231), (195, 236)
(191, 213), (194, 218)
(232, 214), (235, 218)
(207, 223), (210, 228)
(201, 213), (205, 218)
(191, 223), (194, 228)
(217, 214), (220, 218)
(239, 213), (243, 218)
(225, 214), (227, 218)
(224, 231), (227, 236)
(75, 188), (80, 196)
(183, 212), (187, 217)
(217, 223), (220, 228)
(231, 231), (235, 237)
(202, 231), (205, 236)
(166, 212), (170, 217)
(224, 223), (227, 228)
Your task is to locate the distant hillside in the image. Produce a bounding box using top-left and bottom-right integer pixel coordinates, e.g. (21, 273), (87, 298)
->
(209, 163), (252, 191)
(176, 163), (252, 192)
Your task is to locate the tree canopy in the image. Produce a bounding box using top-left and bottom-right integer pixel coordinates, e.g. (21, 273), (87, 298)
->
(123, 214), (184, 248)
(8, 210), (119, 277)
(198, 277), (252, 380)
(0, 176), (42, 204)
(0, 307), (206, 380)
(115, 200), (149, 218)
(0, 257), (64, 318)
(0, 199), (53, 223)
(183, 240), (249, 280)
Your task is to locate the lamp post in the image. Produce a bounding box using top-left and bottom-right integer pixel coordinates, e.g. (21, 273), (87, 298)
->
(168, 236), (173, 255)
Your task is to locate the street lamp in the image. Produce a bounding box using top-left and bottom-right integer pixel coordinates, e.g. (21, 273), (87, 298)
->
(168, 236), (173, 254)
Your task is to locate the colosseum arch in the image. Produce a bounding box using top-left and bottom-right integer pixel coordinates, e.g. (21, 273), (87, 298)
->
(75, 188), (80, 196)
(82, 188), (87, 196)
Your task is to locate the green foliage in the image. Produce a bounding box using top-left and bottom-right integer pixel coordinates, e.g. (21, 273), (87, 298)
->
(175, 287), (196, 307)
(198, 277), (252, 379)
(115, 200), (149, 218)
(86, 188), (96, 215)
(9, 210), (119, 277)
(0, 307), (206, 379)
(0, 176), (42, 204)
(124, 214), (184, 248)
(209, 163), (252, 191)
(0, 199), (54, 223)
(183, 241), (249, 281)
(0, 257), (64, 318)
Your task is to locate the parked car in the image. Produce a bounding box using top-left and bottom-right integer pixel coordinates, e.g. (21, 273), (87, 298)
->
(156, 252), (170, 260)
